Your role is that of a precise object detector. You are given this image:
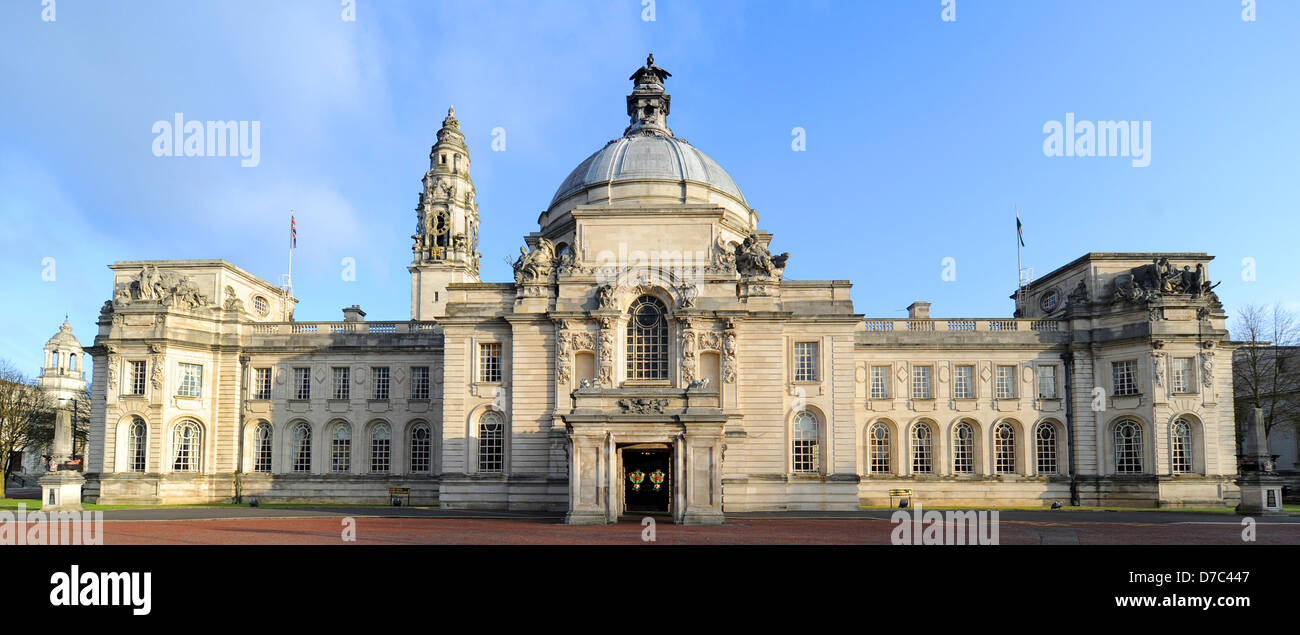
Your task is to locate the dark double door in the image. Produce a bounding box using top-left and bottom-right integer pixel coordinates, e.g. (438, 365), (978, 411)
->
(622, 446), (671, 514)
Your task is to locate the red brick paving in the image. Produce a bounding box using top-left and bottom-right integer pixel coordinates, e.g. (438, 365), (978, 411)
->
(55, 515), (1300, 545)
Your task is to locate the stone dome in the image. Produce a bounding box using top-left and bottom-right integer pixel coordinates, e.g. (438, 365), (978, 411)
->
(538, 54), (756, 234)
(45, 320), (82, 351)
(549, 134), (746, 208)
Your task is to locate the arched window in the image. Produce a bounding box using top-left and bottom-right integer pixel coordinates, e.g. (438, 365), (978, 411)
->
(253, 422), (273, 473)
(952, 422), (974, 474)
(868, 423), (890, 474)
(626, 296), (669, 380)
(792, 411), (819, 474)
(911, 422), (932, 474)
(994, 422), (1016, 474)
(371, 423), (392, 473)
(331, 424), (352, 473)
(172, 420), (201, 472)
(479, 412), (505, 473)
(1114, 420), (1144, 474)
(292, 423), (312, 472)
(410, 423), (432, 473)
(128, 417), (147, 473)
(1035, 423), (1058, 474)
(1172, 418), (1193, 474)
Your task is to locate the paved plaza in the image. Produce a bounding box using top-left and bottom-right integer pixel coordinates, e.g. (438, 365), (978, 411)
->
(11, 505), (1298, 545)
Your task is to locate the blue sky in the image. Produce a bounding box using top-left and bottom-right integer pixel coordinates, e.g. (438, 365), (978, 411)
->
(2, 0), (1297, 378)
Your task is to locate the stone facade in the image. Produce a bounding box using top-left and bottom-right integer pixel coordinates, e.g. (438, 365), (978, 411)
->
(83, 56), (1241, 520)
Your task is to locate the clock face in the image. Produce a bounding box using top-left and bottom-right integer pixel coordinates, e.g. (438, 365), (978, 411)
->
(432, 209), (451, 236)
(1040, 288), (1062, 313)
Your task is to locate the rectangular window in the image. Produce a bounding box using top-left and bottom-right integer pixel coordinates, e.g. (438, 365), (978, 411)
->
(177, 363), (203, 398)
(411, 366), (430, 400)
(1172, 357), (1195, 393)
(1113, 360), (1138, 396)
(371, 366), (390, 400)
(332, 367), (350, 400)
(1038, 365), (1057, 399)
(294, 367), (311, 400)
(478, 343), (502, 383)
(870, 366), (890, 399)
(253, 368), (272, 400)
(911, 365), (932, 399)
(128, 361), (147, 395)
(953, 365), (974, 399)
(793, 342), (819, 382)
(995, 365), (1016, 399)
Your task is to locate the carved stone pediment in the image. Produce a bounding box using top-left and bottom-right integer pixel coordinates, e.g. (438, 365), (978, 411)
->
(117, 264), (211, 310)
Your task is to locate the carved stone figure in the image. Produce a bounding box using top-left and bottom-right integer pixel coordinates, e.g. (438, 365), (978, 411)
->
(714, 236), (737, 272)
(106, 347), (119, 391)
(121, 264), (211, 309)
(677, 283), (699, 309)
(598, 318), (615, 387)
(1150, 351), (1165, 387)
(734, 232), (789, 279)
(223, 286), (244, 312)
(512, 237), (557, 284)
(617, 397), (669, 414)
(680, 330), (697, 384)
(555, 328), (572, 386)
(150, 353), (164, 391)
(596, 284), (619, 311)
(1201, 352), (1215, 388)
(687, 378), (711, 390)
(1112, 258), (1219, 306)
(722, 330), (738, 383)
(1067, 279), (1089, 306)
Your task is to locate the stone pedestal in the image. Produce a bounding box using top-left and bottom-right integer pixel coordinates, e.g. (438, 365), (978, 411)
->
(40, 470), (86, 512)
(1237, 407), (1285, 515)
(1237, 474), (1285, 515)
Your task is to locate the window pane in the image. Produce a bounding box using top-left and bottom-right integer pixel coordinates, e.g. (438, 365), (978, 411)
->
(792, 412), (819, 473)
(954, 365), (973, 399)
(1115, 421), (1143, 473)
(1113, 361), (1138, 396)
(371, 367), (390, 400)
(1038, 365), (1056, 398)
(1036, 424), (1057, 474)
(912, 366), (932, 399)
(626, 296), (669, 380)
(996, 365), (1016, 399)
(794, 342), (818, 382)
(479, 344), (502, 383)
(178, 363), (203, 397)
(333, 367), (350, 400)
(480, 413), (504, 473)
(952, 423), (973, 473)
(870, 366), (890, 399)
(869, 423), (890, 474)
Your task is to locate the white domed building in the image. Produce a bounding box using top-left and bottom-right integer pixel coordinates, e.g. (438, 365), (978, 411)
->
(84, 56), (1242, 520)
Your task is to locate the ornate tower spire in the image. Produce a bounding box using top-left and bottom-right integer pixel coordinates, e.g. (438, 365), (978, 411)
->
(409, 105), (481, 319)
(625, 53), (673, 137)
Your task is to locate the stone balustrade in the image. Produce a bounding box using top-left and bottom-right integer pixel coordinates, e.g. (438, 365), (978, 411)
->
(862, 318), (1061, 333)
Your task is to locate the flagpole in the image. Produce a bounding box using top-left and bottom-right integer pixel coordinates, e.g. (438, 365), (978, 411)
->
(1015, 205), (1022, 316)
(287, 209), (294, 321)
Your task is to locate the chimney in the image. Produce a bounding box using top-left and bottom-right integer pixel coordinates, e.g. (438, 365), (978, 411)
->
(342, 305), (366, 322)
(907, 302), (931, 319)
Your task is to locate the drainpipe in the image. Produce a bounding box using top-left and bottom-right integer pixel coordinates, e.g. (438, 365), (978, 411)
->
(1061, 350), (1080, 506)
(236, 354), (249, 503)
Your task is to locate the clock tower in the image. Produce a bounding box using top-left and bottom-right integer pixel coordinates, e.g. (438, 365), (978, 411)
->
(409, 106), (481, 319)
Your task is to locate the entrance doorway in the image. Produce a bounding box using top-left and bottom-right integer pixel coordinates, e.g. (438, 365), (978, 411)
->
(620, 443), (672, 515)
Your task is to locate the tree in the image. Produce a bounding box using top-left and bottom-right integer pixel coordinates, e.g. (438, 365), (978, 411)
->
(0, 359), (55, 498)
(1231, 303), (1300, 453)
